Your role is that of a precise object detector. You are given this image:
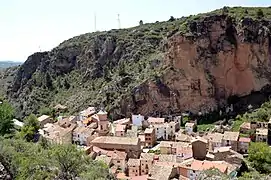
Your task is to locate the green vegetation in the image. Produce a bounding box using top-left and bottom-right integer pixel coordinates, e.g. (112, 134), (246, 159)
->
(232, 101), (271, 131)
(0, 99), (14, 136)
(197, 124), (215, 132)
(17, 114), (40, 142)
(248, 142), (271, 174)
(0, 138), (112, 180)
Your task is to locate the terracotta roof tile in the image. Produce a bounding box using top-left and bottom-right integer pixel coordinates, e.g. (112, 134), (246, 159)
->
(239, 137), (251, 143)
(116, 124), (126, 132)
(223, 131), (240, 141)
(147, 117), (165, 124)
(140, 153), (155, 160)
(127, 158), (140, 166)
(91, 136), (139, 146)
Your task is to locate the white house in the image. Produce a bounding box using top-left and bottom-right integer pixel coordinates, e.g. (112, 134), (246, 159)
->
(72, 126), (95, 146)
(151, 122), (178, 140)
(132, 114), (144, 126)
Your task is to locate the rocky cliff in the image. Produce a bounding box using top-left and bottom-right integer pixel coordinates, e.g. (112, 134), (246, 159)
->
(2, 7), (271, 119)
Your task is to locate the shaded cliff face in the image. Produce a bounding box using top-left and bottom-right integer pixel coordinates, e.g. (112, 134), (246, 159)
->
(2, 8), (271, 119)
(127, 16), (271, 117)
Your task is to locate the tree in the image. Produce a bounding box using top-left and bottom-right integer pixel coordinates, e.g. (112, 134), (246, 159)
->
(18, 114), (40, 142)
(222, 6), (229, 15)
(257, 9), (264, 19)
(169, 16), (176, 22)
(139, 20), (143, 26)
(248, 142), (271, 174)
(0, 138), (112, 180)
(0, 100), (14, 136)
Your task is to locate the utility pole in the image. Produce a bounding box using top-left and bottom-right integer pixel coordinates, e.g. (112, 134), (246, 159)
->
(117, 14), (121, 29)
(94, 12), (97, 31)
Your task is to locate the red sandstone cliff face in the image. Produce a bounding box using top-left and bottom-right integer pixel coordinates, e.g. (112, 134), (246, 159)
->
(126, 16), (271, 116)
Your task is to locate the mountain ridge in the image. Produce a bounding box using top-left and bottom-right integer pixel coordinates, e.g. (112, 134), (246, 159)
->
(1, 6), (271, 120)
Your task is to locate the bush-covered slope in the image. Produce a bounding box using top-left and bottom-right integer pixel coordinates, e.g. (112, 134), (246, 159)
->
(3, 6), (271, 119)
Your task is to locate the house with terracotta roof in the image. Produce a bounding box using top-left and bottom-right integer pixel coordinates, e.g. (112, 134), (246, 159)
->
(160, 141), (191, 156)
(127, 158), (141, 177)
(107, 150), (127, 171)
(144, 128), (156, 148)
(140, 153), (155, 175)
(113, 118), (131, 126)
(90, 136), (141, 158)
(256, 128), (268, 143)
(238, 137), (251, 154)
(175, 130), (192, 143)
(204, 133), (224, 150)
(222, 131), (240, 152)
(147, 164), (178, 180)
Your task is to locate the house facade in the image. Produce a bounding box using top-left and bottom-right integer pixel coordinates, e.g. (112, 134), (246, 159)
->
(144, 128), (156, 148)
(127, 159), (141, 177)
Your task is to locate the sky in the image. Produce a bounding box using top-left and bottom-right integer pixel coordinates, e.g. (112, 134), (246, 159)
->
(0, 0), (270, 61)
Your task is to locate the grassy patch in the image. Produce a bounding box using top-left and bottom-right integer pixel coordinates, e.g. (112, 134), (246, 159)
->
(197, 124), (215, 132)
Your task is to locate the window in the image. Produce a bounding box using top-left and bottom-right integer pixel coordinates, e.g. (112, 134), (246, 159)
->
(142, 170), (144, 173)
(136, 170), (137, 172)
(100, 125), (103, 130)
(117, 160), (120, 163)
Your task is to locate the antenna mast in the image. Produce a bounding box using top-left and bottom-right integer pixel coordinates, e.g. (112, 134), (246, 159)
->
(94, 12), (97, 31)
(117, 14), (121, 29)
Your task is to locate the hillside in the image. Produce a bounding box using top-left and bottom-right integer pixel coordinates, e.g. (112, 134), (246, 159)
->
(2, 6), (271, 119)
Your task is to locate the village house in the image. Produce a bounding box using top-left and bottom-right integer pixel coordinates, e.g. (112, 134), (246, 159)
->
(72, 126), (95, 146)
(115, 124), (126, 137)
(91, 110), (110, 136)
(191, 138), (208, 160)
(132, 114), (144, 126)
(175, 130), (192, 143)
(79, 107), (96, 121)
(185, 122), (196, 135)
(151, 121), (178, 140)
(113, 118), (131, 126)
(147, 117), (165, 125)
(238, 137), (251, 154)
(38, 115), (53, 128)
(147, 164), (178, 180)
(239, 122), (251, 134)
(256, 128), (268, 143)
(144, 128), (156, 148)
(140, 153), (155, 175)
(160, 141), (191, 156)
(40, 122), (76, 144)
(107, 150), (127, 171)
(222, 131), (240, 152)
(127, 158), (141, 177)
(54, 104), (67, 112)
(90, 136), (141, 158)
(205, 133), (224, 150)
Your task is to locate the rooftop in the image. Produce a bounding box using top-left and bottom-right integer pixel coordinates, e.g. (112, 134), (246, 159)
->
(80, 107), (96, 116)
(148, 164), (175, 180)
(106, 150), (127, 160)
(97, 110), (107, 115)
(239, 137), (251, 143)
(160, 141), (190, 148)
(91, 136), (140, 146)
(205, 133), (224, 143)
(95, 155), (112, 166)
(140, 153), (155, 160)
(191, 137), (208, 144)
(175, 133), (192, 142)
(127, 158), (141, 166)
(223, 131), (240, 141)
(256, 128), (268, 135)
(115, 124), (126, 132)
(213, 146), (231, 153)
(240, 122), (251, 129)
(113, 118), (130, 125)
(144, 128), (154, 134)
(147, 117), (165, 124)
(190, 160), (228, 173)
(38, 115), (50, 122)
(185, 122), (195, 127)
(54, 104), (67, 110)
(157, 154), (177, 162)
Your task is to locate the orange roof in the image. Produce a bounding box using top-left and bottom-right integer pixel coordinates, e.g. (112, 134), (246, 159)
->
(191, 160), (228, 173)
(106, 150), (127, 160)
(116, 172), (130, 180)
(176, 146), (193, 158)
(239, 137), (251, 143)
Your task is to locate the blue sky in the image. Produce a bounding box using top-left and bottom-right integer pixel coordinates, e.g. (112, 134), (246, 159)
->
(0, 0), (270, 61)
